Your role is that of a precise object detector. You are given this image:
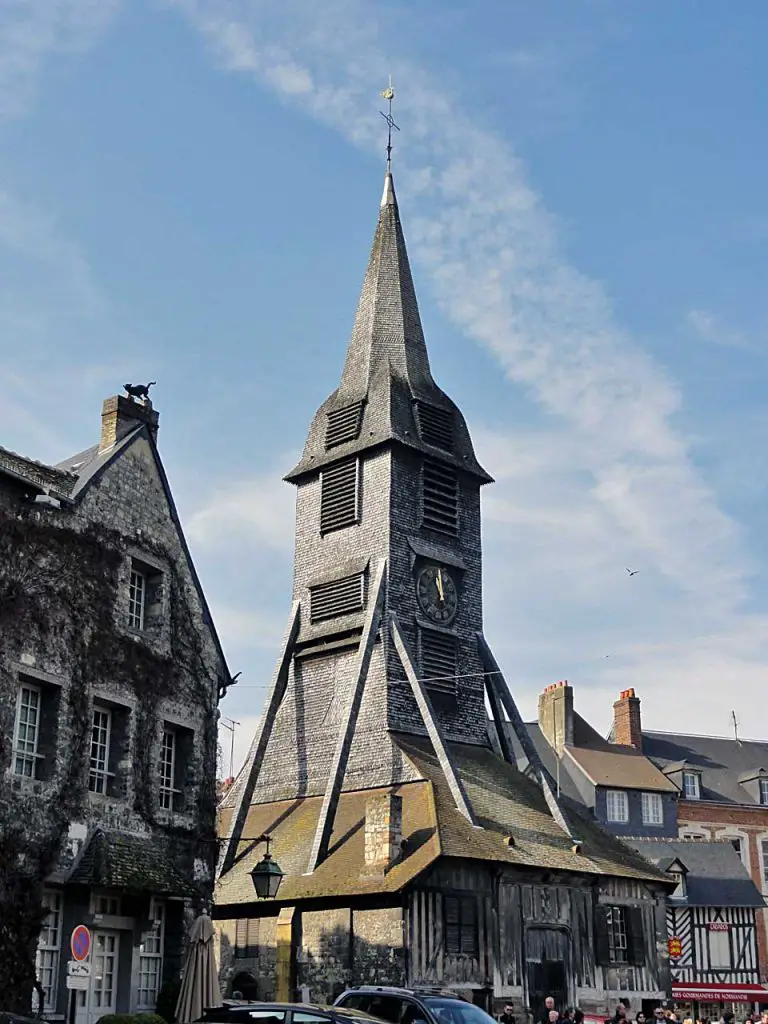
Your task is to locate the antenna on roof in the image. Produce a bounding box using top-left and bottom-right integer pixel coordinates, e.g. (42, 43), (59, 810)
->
(731, 710), (741, 745)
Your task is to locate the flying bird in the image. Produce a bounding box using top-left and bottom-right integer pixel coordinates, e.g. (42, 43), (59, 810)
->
(626, 568), (639, 576)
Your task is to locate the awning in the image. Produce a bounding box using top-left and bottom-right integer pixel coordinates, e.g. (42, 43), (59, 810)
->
(672, 982), (768, 1002)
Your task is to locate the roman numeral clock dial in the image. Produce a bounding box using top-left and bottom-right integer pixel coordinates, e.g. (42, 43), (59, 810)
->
(416, 565), (458, 624)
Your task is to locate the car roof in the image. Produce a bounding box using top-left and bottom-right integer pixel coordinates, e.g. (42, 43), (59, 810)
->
(202, 1004), (380, 1020)
(339, 989), (462, 1000)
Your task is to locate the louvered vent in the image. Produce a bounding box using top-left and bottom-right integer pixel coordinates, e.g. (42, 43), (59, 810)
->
(310, 573), (365, 622)
(422, 459), (458, 535)
(415, 402), (454, 451)
(326, 401), (364, 449)
(420, 628), (457, 694)
(320, 459), (359, 533)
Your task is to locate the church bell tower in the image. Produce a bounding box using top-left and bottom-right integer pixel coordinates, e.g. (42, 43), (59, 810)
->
(220, 162), (576, 877)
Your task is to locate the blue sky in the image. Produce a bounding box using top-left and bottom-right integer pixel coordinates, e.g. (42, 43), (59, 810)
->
(2, 0), (768, 773)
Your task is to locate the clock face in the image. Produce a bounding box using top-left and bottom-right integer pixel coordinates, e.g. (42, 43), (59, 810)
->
(416, 565), (458, 624)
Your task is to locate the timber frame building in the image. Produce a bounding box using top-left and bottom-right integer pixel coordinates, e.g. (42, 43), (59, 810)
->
(216, 166), (673, 1018)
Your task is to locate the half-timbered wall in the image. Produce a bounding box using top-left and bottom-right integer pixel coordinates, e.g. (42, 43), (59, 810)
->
(406, 862), (668, 1014)
(668, 906), (759, 985)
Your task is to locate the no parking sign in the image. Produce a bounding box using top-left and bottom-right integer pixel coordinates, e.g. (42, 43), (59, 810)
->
(70, 924), (91, 962)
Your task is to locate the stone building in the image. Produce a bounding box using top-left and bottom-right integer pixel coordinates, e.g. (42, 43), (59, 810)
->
(215, 167), (673, 1018)
(0, 394), (230, 1019)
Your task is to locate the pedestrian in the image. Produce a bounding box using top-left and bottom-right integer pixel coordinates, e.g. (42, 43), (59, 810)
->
(497, 1004), (516, 1024)
(549, 1012), (560, 1024)
(539, 998), (558, 1024)
(760, 1012), (768, 1024)
(612, 1005), (628, 1024)
(720, 1012), (734, 1024)
(572, 1012), (584, 1024)
(636, 1013), (647, 1024)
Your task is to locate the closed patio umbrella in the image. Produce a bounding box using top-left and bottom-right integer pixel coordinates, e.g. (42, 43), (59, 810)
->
(175, 914), (222, 1024)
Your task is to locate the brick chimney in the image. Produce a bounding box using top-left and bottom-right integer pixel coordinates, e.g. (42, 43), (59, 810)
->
(613, 688), (643, 751)
(363, 792), (402, 877)
(100, 395), (159, 453)
(538, 680), (574, 753)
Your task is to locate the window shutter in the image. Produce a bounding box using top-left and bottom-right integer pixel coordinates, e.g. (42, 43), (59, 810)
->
(422, 459), (458, 535)
(420, 629), (457, 694)
(309, 573), (365, 622)
(320, 459), (359, 533)
(444, 896), (460, 954)
(626, 906), (646, 966)
(235, 918), (248, 956)
(326, 401), (364, 449)
(415, 402), (454, 451)
(460, 896), (479, 956)
(594, 905), (611, 966)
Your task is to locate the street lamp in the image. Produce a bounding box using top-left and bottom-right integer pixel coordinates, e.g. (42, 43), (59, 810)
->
(248, 835), (284, 899)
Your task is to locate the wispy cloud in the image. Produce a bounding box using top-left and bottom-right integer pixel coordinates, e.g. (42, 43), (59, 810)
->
(168, 0), (768, 746)
(687, 307), (765, 354)
(187, 469), (296, 552)
(172, 0), (748, 610)
(0, 0), (121, 121)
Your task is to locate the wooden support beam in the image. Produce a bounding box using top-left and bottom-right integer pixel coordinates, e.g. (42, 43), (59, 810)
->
(485, 662), (517, 767)
(219, 601), (301, 876)
(305, 559), (388, 874)
(476, 632), (580, 844)
(390, 614), (477, 825)
(275, 906), (297, 1001)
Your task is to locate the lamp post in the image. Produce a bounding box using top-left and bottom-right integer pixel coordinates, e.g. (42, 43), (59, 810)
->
(248, 835), (284, 899)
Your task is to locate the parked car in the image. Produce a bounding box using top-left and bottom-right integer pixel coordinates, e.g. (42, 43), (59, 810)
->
(334, 987), (498, 1024)
(197, 1003), (381, 1024)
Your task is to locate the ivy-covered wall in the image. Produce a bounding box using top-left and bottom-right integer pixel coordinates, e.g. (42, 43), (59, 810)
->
(0, 431), (226, 1014)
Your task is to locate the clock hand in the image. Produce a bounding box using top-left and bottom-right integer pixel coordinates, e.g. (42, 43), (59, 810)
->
(436, 569), (445, 603)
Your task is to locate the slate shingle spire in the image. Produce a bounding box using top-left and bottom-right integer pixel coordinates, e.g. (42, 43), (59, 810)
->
(285, 169), (491, 483)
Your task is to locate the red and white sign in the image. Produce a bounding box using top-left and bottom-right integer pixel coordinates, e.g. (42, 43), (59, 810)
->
(70, 924), (91, 962)
(672, 982), (768, 1002)
(707, 921), (730, 931)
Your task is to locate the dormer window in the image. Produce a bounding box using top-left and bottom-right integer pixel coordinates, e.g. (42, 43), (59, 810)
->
(669, 870), (687, 900)
(606, 789), (629, 823)
(760, 779), (768, 805)
(682, 771), (701, 800)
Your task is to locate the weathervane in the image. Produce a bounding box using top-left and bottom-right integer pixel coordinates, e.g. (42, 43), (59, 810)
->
(379, 76), (399, 170)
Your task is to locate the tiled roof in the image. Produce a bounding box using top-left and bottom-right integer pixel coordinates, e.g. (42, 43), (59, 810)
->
(215, 779), (441, 907)
(564, 745), (678, 792)
(503, 720), (677, 795)
(629, 839), (766, 907)
(0, 445), (76, 496)
(69, 829), (198, 896)
(643, 730), (768, 805)
(401, 737), (668, 881)
(217, 736), (666, 911)
(285, 171), (491, 484)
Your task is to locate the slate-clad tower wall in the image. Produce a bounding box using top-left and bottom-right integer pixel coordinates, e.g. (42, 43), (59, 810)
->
(248, 170), (493, 803)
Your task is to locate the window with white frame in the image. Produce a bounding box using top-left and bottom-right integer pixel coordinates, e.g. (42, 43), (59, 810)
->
(13, 683), (41, 777)
(159, 729), (176, 810)
(88, 707), (112, 794)
(35, 890), (62, 1013)
(761, 839), (768, 891)
(669, 870), (686, 900)
(760, 779), (768, 805)
(680, 826), (710, 841)
(641, 791), (663, 826)
(128, 568), (146, 630)
(606, 789), (629, 823)
(90, 892), (121, 916)
(606, 905), (628, 962)
(137, 900), (165, 1009)
(683, 771), (701, 799)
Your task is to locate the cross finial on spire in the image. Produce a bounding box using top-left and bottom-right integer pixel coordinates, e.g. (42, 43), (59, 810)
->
(379, 76), (399, 171)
